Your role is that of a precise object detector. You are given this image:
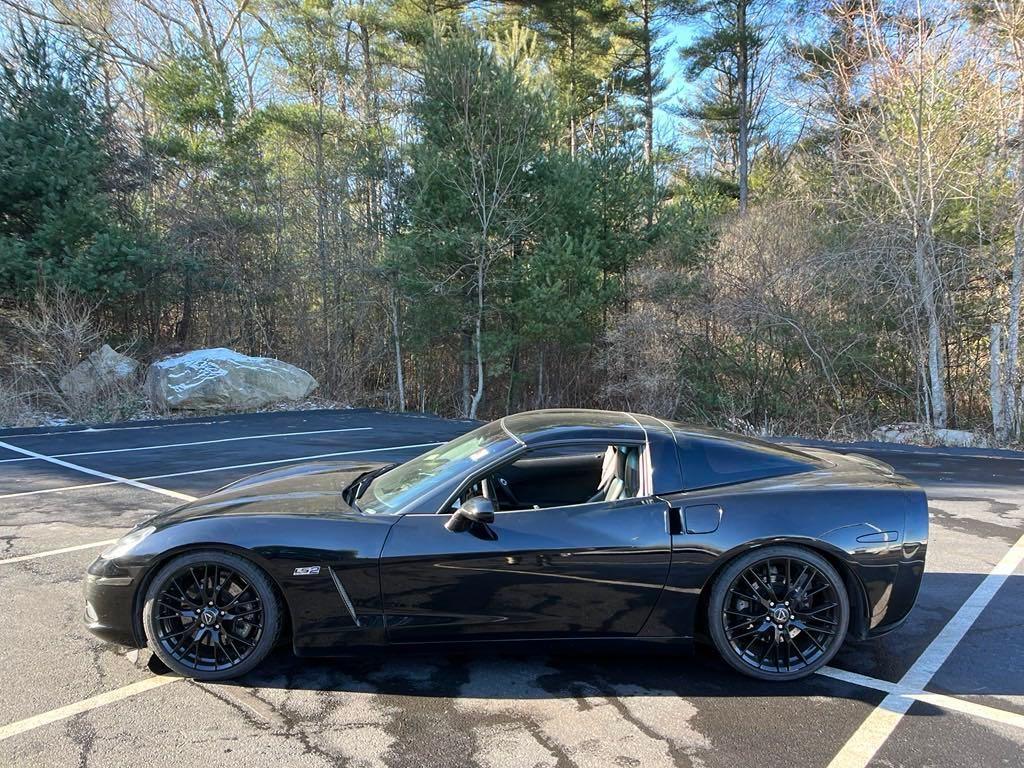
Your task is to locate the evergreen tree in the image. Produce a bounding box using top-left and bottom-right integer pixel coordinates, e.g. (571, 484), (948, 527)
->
(144, 50), (272, 344)
(676, 0), (778, 213)
(399, 28), (548, 417)
(506, 0), (627, 155)
(0, 24), (149, 300)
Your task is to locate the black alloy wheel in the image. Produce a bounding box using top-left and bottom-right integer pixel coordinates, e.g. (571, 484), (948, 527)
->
(708, 545), (849, 681)
(143, 550), (282, 681)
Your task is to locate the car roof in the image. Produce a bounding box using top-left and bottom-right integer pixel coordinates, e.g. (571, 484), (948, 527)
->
(501, 409), (665, 446)
(499, 409), (819, 461)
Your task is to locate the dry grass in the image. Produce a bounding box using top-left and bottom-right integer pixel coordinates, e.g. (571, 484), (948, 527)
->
(0, 288), (145, 426)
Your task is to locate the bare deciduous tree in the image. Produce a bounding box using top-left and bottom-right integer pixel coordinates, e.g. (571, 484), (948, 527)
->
(839, 1), (993, 428)
(980, 0), (1024, 440)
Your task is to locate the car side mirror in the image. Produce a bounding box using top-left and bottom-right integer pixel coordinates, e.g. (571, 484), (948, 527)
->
(445, 496), (495, 531)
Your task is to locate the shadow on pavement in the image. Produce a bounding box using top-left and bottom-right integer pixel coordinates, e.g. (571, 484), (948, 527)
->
(165, 573), (1022, 713)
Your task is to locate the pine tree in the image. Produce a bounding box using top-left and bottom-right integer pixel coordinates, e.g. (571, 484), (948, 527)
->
(676, 0), (777, 213)
(0, 25), (149, 300)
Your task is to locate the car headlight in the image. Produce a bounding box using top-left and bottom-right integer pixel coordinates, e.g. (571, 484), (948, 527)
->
(100, 526), (156, 560)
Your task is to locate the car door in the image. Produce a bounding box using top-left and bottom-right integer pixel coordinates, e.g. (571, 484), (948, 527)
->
(378, 492), (672, 643)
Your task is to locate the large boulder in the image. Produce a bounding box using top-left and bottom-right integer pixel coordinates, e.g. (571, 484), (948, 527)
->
(59, 344), (140, 398)
(145, 348), (317, 411)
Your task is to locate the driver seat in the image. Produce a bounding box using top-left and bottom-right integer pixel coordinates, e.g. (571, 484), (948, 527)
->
(588, 446), (633, 503)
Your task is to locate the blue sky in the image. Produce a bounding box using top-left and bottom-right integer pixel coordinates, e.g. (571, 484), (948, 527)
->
(657, 19), (697, 145)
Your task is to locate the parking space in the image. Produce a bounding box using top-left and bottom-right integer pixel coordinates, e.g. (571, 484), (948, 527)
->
(0, 408), (1022, 767)
(926, 575), (1024, 716)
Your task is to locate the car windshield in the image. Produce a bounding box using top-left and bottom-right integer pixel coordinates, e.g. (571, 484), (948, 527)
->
(359, 421), (515, 514)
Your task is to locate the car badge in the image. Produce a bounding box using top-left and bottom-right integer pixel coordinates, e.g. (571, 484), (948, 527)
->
(293, 566), (321, 576)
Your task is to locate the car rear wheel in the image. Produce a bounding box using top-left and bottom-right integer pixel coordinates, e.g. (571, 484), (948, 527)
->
(142, 550), (283, 681)
(708, 545), (849, 681)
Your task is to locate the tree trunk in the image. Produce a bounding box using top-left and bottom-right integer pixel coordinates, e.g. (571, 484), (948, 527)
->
(468, 254), (485, 419)
(390, 290), (405, 413)
(505, 343), (520, 413)
(914, 222), (947, 428)
(1004, 90), (1024, 439)
(736, 0), (749, 215)
(537, 348), (545, 408)
(461, 330), (472, 418)
(992, 324), (1006, 439)
(569, 23), (577, 158)
(314, 96), (331, 382)
(641, 0), (655, 229)
(641, 0), (654, 168)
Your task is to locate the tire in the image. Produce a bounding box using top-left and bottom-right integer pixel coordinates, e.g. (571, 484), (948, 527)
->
(143, 550), (283, 681)
(707, 545), (850, 681)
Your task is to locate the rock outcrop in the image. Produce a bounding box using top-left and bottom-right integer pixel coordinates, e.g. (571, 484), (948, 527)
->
(59, 345), (140, 398)
(145, 348), (317, 411)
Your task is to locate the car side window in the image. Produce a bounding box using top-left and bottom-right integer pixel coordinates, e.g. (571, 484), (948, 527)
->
(483, 444), (645, 511)
(677, 435), (817, 491)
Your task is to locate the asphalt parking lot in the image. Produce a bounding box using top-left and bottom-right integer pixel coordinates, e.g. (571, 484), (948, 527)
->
(0, 408), (1021, 768)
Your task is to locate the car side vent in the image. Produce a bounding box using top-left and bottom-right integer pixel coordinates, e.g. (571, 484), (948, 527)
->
(327, 566), (361, 627)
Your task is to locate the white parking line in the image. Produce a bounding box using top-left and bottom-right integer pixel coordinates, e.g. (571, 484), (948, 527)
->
(818, 666), (898, 694)
(0, 676), (180, 742)
(0, 426), (373, 464)
(0, 440), (196, 502)
(817, 667), (1024, 731)
(0, 479), (120, 499)
(912, 692), (1024, 730)
(0, 539), (118, 565)
(827, 531), (1024, 768)
(0, 420), (224, 438)
(0, 441), (442, 499)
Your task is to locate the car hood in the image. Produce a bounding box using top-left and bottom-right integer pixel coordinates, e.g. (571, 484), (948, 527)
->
(147, 460), (392, 527)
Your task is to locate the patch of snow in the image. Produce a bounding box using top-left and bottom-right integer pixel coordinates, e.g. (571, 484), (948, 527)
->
(871, 422), (989, 448)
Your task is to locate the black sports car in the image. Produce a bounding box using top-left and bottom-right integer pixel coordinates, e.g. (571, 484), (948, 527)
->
(84, 409), (928, 682)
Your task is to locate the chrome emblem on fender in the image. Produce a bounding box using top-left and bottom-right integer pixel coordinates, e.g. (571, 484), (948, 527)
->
(293, 566), (321, 576)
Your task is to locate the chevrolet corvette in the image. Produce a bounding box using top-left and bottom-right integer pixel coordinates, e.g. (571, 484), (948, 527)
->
(84, 409), (928, 681)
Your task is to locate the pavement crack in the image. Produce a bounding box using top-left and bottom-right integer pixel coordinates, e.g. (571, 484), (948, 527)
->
(190, 681), (279, 731)
(602, 694), (702, 768)
(65, 713), (98, 768)
(244, 683), (351, 766)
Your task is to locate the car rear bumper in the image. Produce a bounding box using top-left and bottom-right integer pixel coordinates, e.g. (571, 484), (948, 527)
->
(866, 489), (929, 636)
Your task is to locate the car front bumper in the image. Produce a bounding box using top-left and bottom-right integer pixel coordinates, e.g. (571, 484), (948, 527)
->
(83, 566), (144, 648)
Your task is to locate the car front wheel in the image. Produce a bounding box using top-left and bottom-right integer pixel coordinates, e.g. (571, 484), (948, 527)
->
(142, 550), (283, 681)
(708, 545), (850, 681)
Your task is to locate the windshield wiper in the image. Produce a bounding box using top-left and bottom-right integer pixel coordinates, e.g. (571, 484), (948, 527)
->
(341, 464), (399, 511)
(356, 463), (399, 500)
(342, 472), (371, 509)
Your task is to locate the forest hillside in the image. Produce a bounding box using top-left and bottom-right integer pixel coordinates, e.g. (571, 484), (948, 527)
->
(1, 0), (1021, 444)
